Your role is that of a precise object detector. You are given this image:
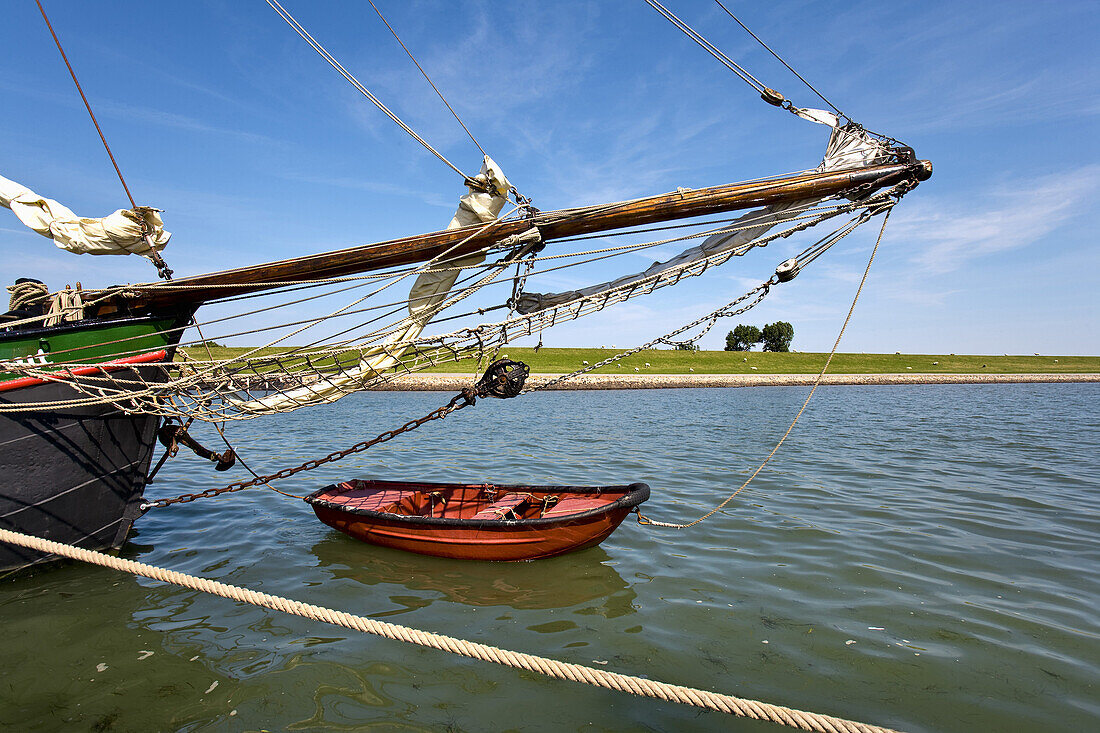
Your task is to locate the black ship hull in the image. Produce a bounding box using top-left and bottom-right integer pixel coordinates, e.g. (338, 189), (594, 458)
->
(0, 310), (191, 575)
(0, 375), (163, 574)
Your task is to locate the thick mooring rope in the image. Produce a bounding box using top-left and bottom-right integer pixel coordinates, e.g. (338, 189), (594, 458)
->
(0, 528), (903, 733)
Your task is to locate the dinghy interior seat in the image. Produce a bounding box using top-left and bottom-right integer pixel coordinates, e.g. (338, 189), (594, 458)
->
(471, 493), (532, 520)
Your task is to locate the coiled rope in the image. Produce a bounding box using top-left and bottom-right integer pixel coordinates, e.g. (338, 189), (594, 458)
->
(0, 528), (903, 733)
(6, 280), (49, 311)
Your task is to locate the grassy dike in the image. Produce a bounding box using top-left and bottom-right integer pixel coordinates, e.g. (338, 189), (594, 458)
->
(181, 347), (1100, 375)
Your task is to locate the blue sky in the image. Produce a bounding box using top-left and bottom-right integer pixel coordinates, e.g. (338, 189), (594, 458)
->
(2, 1), (1097, 355)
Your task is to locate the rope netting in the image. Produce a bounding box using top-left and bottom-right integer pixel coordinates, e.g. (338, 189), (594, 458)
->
(0, 187), (906, 421)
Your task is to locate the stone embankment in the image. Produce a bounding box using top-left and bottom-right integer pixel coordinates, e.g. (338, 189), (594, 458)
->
(375, 373), (1100, 391)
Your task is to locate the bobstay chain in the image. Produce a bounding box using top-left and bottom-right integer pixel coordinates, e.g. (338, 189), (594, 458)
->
(142, 359), (529, 510)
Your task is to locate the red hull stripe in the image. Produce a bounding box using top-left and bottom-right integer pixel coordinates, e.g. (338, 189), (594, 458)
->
(0, 350), (168, 393)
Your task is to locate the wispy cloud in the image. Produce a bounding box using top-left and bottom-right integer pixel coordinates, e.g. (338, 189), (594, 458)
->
(92, 99), (283, 147)
(889, 165), (1100, 273)
(275, 172), (455, 210)
(896, 70), (1100, 133)
(0, 79), (282, 147)
(812, 263), (863, 285)
(795, 3), (1100, 134)
(337, 3), (602, 156)
(0, 226), (40, 239)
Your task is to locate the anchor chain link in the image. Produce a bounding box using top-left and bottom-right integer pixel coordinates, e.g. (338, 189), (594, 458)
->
(527, 283), (772, 393)
(142, 359), (528, 510)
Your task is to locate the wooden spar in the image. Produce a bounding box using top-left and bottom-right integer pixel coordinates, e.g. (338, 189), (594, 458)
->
(134, 160), (929, 309)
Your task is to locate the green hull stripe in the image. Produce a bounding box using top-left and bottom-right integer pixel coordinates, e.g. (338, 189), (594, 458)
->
(0, 319), (178, 381)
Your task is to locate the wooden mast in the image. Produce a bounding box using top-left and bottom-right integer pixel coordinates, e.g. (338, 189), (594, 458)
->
(130, 160), (929, 310)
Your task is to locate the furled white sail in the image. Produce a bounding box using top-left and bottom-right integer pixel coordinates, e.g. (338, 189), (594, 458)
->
(230, 156), (511, 413)
(359, 156), (511, 371)
(793, 108), (893, 172)
(515, 110), (890, 315)
(0, 174), (170, 258)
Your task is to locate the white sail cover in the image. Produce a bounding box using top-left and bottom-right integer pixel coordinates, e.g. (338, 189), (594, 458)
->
(0, 174), (170, 258)
(232, 156), (512, 413)
(514, 109), (891, 314)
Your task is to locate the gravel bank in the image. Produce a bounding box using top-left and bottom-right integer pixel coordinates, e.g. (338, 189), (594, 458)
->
(375, 373), (1100, 391)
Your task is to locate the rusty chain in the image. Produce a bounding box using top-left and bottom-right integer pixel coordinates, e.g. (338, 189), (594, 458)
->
(142, 359), (528, 510)
(526, 282), (773, 392)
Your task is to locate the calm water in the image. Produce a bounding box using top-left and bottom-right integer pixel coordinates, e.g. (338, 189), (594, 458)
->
(1, 384), (1097, 732)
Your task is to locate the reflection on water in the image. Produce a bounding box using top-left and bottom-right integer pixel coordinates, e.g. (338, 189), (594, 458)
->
(311, 533), (635, 612)
(1, 384), (1098, 732)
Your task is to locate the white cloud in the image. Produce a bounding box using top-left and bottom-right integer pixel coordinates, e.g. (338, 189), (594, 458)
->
(94, 99), (283, 147)
(890, 165), (1100, 273)
(0, 78), (282, 147)
(724, 274), (765, 292)
(0, 226), (40, 239)
(275, 172), (455, 210)
(812, 263), (862, 285)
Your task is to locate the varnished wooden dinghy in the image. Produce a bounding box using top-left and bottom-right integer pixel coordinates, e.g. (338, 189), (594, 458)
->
(305, 479), (649, 561)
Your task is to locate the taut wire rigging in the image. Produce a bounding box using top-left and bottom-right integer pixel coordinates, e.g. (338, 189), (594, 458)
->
(264, 0), (480, 188)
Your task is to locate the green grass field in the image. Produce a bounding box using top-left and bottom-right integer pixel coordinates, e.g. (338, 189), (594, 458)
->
(180, 346), (1100, 375)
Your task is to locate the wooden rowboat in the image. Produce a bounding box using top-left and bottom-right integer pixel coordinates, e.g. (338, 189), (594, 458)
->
(305, 479), (649, 561)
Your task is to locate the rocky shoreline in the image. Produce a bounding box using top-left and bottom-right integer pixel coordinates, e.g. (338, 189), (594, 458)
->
(374, 372), (1100, 391)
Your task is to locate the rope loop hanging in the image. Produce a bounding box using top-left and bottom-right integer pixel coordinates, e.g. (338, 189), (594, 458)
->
(638, 206), (894, 529)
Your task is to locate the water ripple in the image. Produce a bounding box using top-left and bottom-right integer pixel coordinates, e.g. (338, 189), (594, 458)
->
(0, 384), (1097, 731)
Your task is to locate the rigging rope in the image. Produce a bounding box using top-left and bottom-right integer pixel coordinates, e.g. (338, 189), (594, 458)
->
(642, 0), (768, 95)
(263, 0), (477, 186)
(142, 359), (527, 509)
(6, 280), (49, 312)
(1, 198), (854, 364)
(0, 191), (900, 421)
(32, 0), (173, 279)
(639, 206), (894, 529)
(712, 0), (845, 118)
(0, 528), (906, 733)
(527, 282), (772, 393)
(643, 0), (903, 148)
(34, 0), (135, 210)
(365, 0), (488, 160)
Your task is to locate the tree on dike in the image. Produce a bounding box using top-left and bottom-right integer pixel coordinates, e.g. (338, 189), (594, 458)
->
(761, 321), (795, 352)
(725, 324), (762, 351)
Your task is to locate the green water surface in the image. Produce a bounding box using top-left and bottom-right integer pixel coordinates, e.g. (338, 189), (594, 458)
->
(1, 384), (1097, 732)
